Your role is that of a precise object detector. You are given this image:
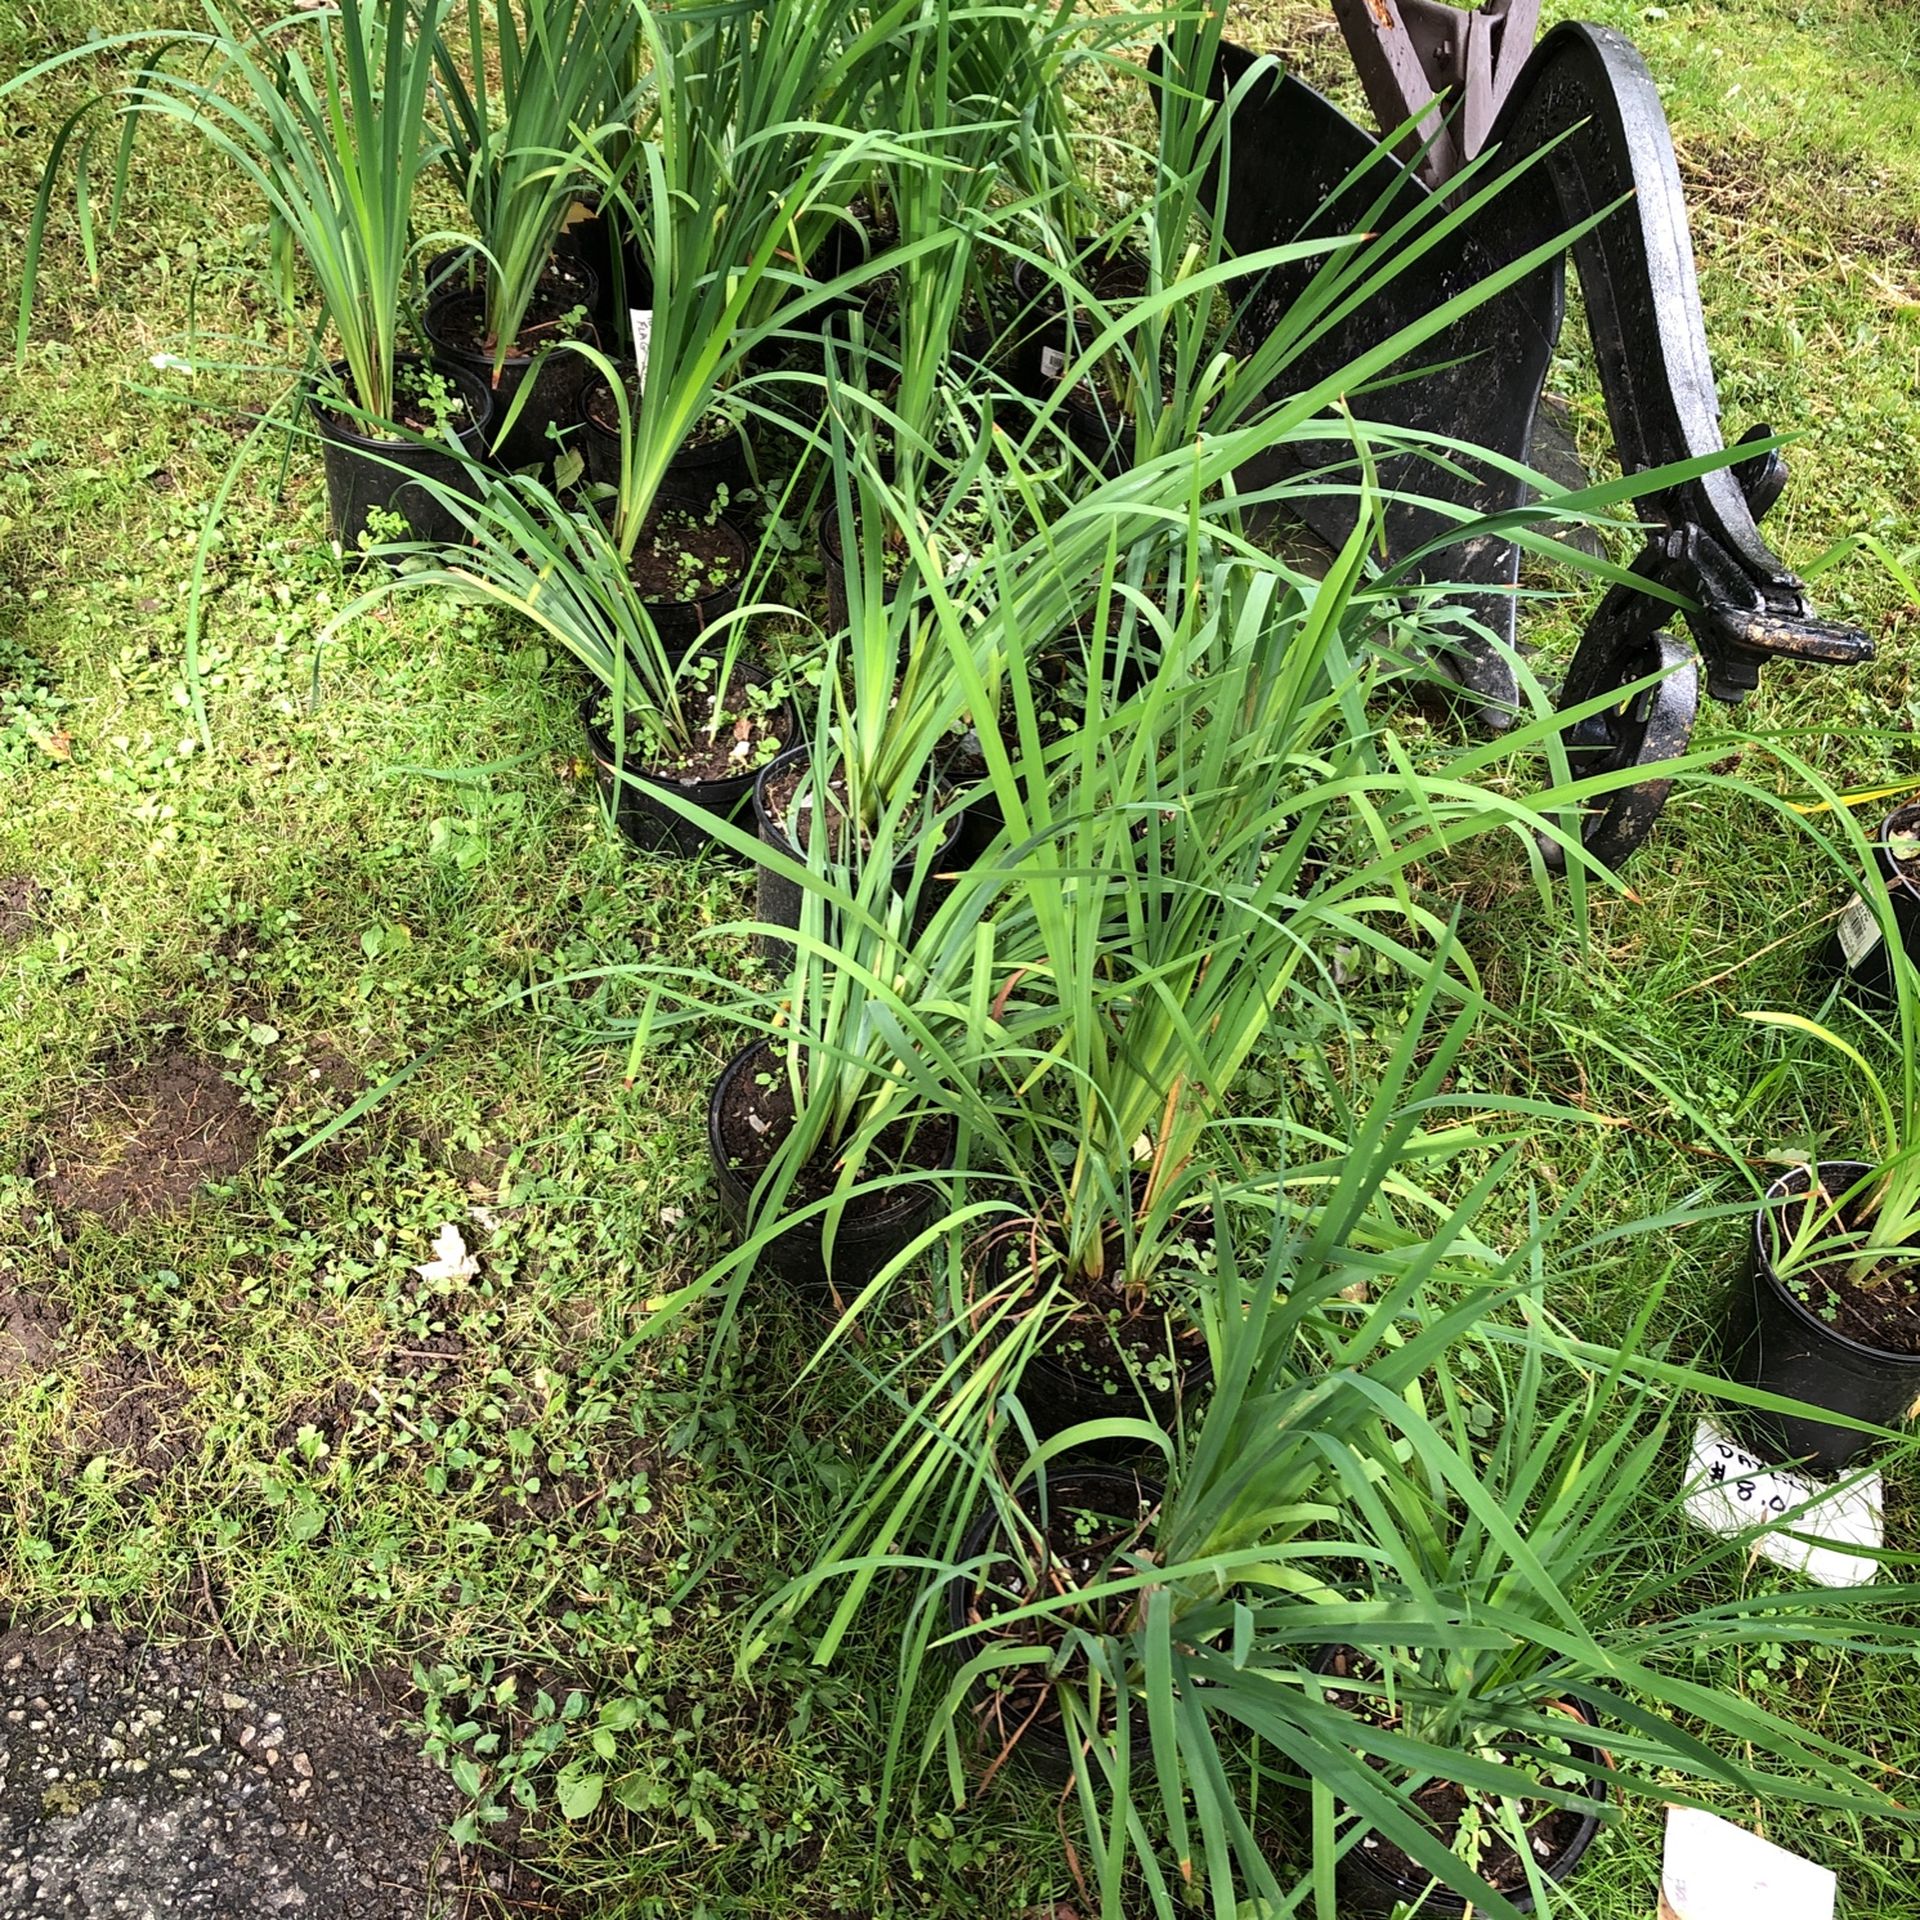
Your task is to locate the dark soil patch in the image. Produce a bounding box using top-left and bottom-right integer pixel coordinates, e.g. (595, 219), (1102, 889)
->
(0, 1625), (546, 1919)
(270, 1326), (466, 1462)
(624, 517), (746, 607)
(716, 1045), (955, 1216)
(1772, 1164), (1920, 1355)
(975, 1216), (1210, 1415)
(0, 1273), (62, 1384)
(429, 256), (595, 361)
(272, 1375), (370, 1458)
(590, 664), (790, 784)
(1317, 1649), (1597, 1897)
(0, 871), (42, 948)
(67, 1349), (197, 1486)
(34, 1045), (264, 1220)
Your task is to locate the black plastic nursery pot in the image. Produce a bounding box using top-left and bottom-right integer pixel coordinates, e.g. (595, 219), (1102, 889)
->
(609, 510), (752, 659)
(1816, 801), (1920, 999)
(310, 357), (493, 554)
(939, 650), (1086, 868)
(706, 1038), (954, 1295)
(1313, 1651), (1609, 1919)
(1723, 1160), (1920, 1472)
(1006, 251), (1147, 476)
(944, 1464), (1163, 1780)
(817, 497), (916, 638)
(578, 370), (753, 500)
(420, 254), (600, 474)
(749, 743), (966, 967)
(972, 1223), (1211, 1444)
(549, 207), (652, 348)
(580, 661), (790, 860)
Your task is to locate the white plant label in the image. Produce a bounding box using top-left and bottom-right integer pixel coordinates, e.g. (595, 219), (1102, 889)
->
(1658, 1807), (1834, 1920)
(629, 308), (654, 395)
(1837, 889), (1884, 967)
(1039, 345), (1067, 381)
(1680, 1420), (1882, 1588)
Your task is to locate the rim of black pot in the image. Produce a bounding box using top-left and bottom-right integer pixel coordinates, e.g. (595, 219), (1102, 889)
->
(1310, 1649), (1610, 1909)
(421, 246), (601, 312)
(751, 742), (964, 871)
(580, 373), (750, 463)
(972, 1221), (1211, 1423)
(706, 1037), (957, 1236)
(1751, 1159), (1920, 1367)
(308, 355), (493, 450)
(421, 286), (601, 378)
(1876, 802), (1920, 905)
(579, 365), (634, 438)
(945, 1464), (1166, 1647)
(1007, 244), (1149, 309)
(579, 658), (784, 797)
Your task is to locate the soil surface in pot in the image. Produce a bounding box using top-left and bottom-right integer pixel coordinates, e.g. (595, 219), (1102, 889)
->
(1318, 1648), (1593, 1897)
(959, 1477), (1160, 1757)
(319, 362), (478, 439)
(625, 517), (745, 605)
(979, 1213), (1210, 1403)
(593, 673), (790, 784)
(585, 373), (740, 452)
(1771, 1166), (1920, 1354)
(430, 257), (595, 361)
(822, 510), (914, 588)
(718, 1057), (955, 1218)
(1884, 801), (1920, 887)
(763, 757), (945, 865)
(942, 653), (1082, 788)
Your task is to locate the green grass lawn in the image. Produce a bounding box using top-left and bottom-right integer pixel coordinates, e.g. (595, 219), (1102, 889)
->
(3, 0), (1920, 1914)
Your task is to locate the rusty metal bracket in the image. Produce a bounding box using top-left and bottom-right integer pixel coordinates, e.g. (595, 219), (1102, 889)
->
(1332, 0), (1542, 187)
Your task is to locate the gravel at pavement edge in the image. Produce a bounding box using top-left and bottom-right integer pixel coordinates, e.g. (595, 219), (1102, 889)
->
(0, 1627), (526, 1919)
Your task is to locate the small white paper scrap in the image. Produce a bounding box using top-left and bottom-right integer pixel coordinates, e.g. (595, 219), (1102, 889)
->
(414, 1222), (480, 1285)
(1681, 1420), (1882, 1588)
(1659, 1807), (1834, 1920)
(629, 308), (654, 393)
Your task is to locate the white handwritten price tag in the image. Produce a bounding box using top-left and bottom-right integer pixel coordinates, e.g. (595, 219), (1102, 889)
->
(629, 308), (654, 393)
(1681, 1420), (1882, 1588)
(1658, 1807), (1834, 1920)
